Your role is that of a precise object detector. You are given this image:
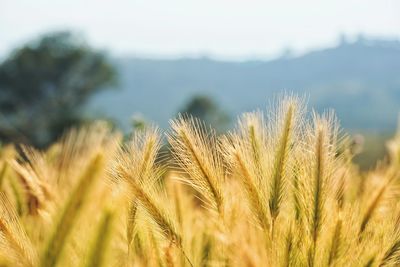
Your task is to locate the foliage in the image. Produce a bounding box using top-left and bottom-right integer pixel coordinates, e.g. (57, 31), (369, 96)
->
(1, 96), (400, 266)
(179, 95), (229, 132)
(0, 31), (116, 147)
(352, 132), (392, 170)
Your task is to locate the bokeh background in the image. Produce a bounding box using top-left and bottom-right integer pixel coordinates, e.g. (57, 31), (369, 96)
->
(1, 0), (399, 169)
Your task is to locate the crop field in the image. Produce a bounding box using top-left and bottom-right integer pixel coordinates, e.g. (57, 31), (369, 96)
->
(1, 96), (400, 267)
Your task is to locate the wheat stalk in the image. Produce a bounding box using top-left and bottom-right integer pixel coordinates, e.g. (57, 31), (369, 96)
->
(39, 154), (104, 267)
(82, 210), (114, 267)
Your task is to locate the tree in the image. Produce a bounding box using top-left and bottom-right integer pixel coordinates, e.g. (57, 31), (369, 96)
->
(179, 95), (229, 132)
(0, 31), (116, 147)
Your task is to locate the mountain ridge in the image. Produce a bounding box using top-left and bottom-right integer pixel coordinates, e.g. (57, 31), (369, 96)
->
(88, 37), (400, 130)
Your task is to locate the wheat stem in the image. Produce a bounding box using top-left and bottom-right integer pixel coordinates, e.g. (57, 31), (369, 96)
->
(82, 211), (114, 267)
(39, 154), (103, 267)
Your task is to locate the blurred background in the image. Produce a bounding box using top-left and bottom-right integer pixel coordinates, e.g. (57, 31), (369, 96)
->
(0, 0), (399, 169)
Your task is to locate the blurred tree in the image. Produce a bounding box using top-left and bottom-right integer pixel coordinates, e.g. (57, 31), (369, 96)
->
(130, 113), (148, 132)
(179, 95), (229, 132)
(0, 31), (116, 147)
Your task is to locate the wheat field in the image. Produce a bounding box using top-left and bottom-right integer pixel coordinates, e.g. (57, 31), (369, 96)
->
(1, 95), (400, 267)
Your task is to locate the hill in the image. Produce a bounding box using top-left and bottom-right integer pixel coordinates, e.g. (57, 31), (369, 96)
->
(88, 37), (400, 130)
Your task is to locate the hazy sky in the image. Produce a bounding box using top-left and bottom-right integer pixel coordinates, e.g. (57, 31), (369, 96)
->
(1, 0), (399, 59)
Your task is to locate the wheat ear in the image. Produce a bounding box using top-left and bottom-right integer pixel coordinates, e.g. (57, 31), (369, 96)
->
(168, 116), (224, 215)
(234, 150), (270, 231)
(328, 217), (342, 266)
(126, 178), (181, 245)
(221, 132), (270, 232)
(308, 122), (328, 267)
(0, 192), (37, 267)
(269, 103), (294, 225)
(359, 172), (397, 235)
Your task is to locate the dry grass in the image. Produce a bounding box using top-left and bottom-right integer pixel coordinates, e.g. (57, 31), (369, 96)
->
(0, 96), (400, 266)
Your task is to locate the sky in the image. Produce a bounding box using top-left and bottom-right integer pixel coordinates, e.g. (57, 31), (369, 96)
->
(1, 0), (399, 60)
